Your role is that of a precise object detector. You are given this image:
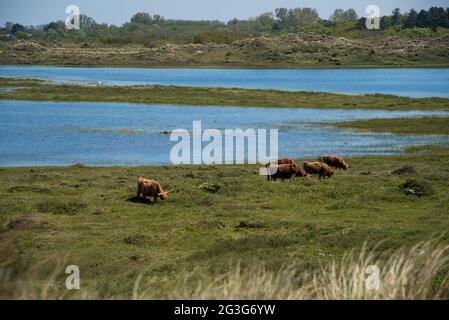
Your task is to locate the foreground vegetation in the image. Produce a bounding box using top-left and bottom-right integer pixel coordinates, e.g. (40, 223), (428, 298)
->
(9, 241), (449, 299)
(2, 77), (449, 110)
(335, 116), (449, 135)
(1, 145), (449, 299)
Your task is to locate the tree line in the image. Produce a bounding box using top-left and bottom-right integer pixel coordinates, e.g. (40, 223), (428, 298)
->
(1, 6), (448, 46)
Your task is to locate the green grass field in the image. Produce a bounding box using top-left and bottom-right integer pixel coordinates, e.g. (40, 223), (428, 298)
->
(1, 77), (449, 110)
(1, 145), (449, 299)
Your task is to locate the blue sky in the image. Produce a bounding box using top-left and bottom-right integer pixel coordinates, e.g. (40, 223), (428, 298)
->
(1, 0), (448, 26)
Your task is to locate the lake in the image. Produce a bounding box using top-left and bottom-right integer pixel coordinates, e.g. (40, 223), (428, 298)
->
(1, 100), (449, 167)
(1, 66), (449, 98)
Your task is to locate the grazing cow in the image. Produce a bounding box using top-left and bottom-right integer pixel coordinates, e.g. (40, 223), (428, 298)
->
(323, 156), (348, 170)
(268, 163), (311, 181)
(275, 158), (296, 165)
(303, 161), (334, 179)
(265, 158), (297, 180)
(137, 177), (169, 204)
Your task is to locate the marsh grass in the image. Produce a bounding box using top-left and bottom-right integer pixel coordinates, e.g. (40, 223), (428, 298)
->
(2, 77), (449, 110)
(335, 117), (449, 135)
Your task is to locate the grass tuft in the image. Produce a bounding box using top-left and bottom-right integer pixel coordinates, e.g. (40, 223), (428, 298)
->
(37, 199), (88, 215)
(400, 179), (436, 197)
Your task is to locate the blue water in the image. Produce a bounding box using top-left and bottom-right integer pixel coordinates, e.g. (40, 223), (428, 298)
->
(1, 100), (449, 167)
(1, 66), (449, 98)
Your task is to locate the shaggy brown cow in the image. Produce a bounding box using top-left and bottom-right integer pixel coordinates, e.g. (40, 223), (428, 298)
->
(275, 158), (296, 165)
(268, 163), (311, 181)
(303, 161), (334, 179)
(137, 177), (169, 204)
(323, 156), (348, 170)
(265, 158), (297, 180)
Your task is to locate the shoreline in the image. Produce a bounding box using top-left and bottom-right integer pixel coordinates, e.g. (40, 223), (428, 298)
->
(0, 144), (442, 169)
(2, 63), (449, 70)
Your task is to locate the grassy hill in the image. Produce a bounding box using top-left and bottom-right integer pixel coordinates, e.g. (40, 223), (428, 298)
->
(2, 33), (449, 67)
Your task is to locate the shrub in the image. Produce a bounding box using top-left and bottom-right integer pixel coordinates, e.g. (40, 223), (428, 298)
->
(392, 166), (417, 175)
(198, 182), (222, 193)
(400, 179), (435, 197)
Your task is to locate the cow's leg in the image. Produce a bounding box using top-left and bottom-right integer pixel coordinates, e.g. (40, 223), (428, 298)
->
(153, 196), (157, 204)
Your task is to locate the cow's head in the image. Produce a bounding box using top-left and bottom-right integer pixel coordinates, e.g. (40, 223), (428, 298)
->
(342, 162), (348, 170)
(158, 190), (170, 200)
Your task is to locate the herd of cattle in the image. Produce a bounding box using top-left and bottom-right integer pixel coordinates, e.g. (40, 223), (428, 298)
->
(136, 155), (348, 204)
(266, 155), (348, 181)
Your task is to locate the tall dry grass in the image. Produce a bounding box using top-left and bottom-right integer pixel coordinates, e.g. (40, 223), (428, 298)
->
(3, 239), (449, 300)
(134, 240), (449, 300)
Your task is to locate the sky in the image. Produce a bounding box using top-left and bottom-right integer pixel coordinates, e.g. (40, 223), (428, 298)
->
(1, 0), (448, 26)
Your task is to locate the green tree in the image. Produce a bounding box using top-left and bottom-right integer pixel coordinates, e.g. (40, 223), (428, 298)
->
(11, 23), (25, 34)
(391, 8), (402, 25)
(152, 14), (165, 25)
(343, 9), (358, 21)
(417, 9), (431, 28)
(331, 8), (358, 22)
(275, 8), (288, 20)
(80, 15), (97, 30)
(44, 21), (64, 32)
(380, 16), (392, 30)
(297, 8), (320, 30)
(130, 12), (152, 25)
(404, 9), (418, 28)
(4, 22), (14, 32)
(255, 12), (274, 32)
(428, 7), (449, 29)
(331, 9), (345, 22)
